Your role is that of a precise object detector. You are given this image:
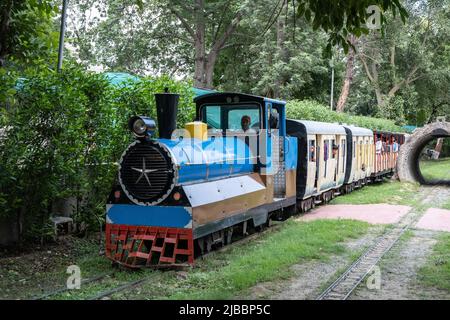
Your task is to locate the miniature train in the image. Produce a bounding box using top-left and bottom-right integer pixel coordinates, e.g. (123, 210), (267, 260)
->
(105, 92), (405, 268)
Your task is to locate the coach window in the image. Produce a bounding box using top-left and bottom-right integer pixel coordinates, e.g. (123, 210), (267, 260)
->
(331, 139), (337, 159)
(309, 140), (316, 162)
(353, 141), (356, 158)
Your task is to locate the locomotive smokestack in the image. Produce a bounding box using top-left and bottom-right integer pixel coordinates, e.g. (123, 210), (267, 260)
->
(155, 88), (179, 139)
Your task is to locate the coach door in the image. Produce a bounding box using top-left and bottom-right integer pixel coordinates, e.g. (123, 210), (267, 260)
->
(269, 103), (286, 198)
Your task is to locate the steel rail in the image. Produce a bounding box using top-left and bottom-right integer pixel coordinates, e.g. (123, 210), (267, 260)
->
(31, 272), (114, 300)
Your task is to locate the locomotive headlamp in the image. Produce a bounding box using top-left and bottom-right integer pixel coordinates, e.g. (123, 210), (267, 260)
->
(128, 116), (156, 137)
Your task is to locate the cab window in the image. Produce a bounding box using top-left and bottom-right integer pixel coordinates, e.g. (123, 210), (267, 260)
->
(204, 105), (221, 129)
(201, 104), (261, 132)
(228, 108), (260, 131)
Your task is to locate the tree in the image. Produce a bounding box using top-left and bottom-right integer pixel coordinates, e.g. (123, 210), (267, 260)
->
(167, 0), (245, 88)
(0, 0), (58, 69)
(336, 35), (356, 112)
(210, 0), (340, 102)
(69, 0), (408, 91)
(69, 0), (252, 88)
(355, 0), (449, 121)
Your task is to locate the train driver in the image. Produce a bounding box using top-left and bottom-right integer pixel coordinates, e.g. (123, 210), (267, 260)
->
(240, 115), (256, 133)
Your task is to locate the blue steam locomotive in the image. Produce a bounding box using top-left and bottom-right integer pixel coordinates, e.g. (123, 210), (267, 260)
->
(106, 91), (404, 268)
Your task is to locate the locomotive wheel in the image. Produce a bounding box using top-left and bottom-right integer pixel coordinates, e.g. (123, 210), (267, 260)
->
(302, 200), (307, 212)
(308, 198), (313, 210)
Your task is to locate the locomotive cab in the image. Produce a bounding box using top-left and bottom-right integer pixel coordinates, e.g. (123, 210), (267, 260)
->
(194, 93), (298, 201)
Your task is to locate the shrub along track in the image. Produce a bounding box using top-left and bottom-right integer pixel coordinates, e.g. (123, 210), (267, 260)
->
(317, 185), (446, 300)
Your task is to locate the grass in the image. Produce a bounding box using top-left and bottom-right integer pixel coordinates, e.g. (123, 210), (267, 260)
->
(330, 180), (420, 206)
(0, 237), (113, 299)
(418, 233), (450, 292)
(113, 219), (370, 300)
(419, 158), (450, 181)
(442, 199), (450, 210)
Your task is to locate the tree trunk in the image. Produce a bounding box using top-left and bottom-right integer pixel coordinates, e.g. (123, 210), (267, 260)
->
(336, 36), (356, 112)
(0, 0), (13, 66)
(434, 138), (444, 159)
(375, 89), (385, 108)
(204, 51), (218, 89)
(182, 0), (242, 89)
(193, 0), (206, 88)
(274, 1), (287, 98)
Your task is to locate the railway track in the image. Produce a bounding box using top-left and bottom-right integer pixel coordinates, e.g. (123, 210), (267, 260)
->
(317, 224), (409, 300)
(317, 186), (440, 300)
(32, 272), (114, 300)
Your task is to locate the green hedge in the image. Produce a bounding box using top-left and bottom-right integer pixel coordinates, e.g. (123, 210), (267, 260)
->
(286, 100), (405, 132)
(0, 65), (194, 240)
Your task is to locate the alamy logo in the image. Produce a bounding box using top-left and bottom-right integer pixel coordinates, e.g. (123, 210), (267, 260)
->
(366, 265), (381, 290)
(366, 5), (382, 30)
(66, 265), (81, 289)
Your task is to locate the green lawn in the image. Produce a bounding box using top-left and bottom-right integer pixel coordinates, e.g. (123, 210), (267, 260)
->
(443, 199), (450, 210)
(418, 233), (450, 291)
(0, 219), (370, 300)
(419, 158), (450, 181)
(330, 180), (420, 206)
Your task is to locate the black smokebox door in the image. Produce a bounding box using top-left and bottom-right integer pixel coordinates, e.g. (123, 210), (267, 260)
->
(155, 93), (179, 139)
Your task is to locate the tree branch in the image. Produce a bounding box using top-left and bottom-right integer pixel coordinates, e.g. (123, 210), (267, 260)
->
(358, 53), (375, 83)
(169, 7), (195, 40)
(210, 11), (243, 55)
(212, 0), (233, 43)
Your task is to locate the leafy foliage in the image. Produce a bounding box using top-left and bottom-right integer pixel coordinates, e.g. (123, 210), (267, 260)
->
(296, 0), (408, 55)
(286, 100), (404, 132)
(0, 0), (59, 69)
(0, 66), (194, 239)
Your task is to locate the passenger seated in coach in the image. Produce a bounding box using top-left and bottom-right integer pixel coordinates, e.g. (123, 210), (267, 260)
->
(332, 143), (339, 158)
(310, 145), (316, 162)
(376, 135), (383, 154)
(392, 137), (399, 153)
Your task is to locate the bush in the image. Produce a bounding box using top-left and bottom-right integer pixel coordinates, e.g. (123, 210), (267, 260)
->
(286, 99), (405, 132)
(0, 65), (195, 241)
